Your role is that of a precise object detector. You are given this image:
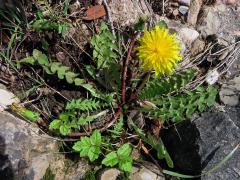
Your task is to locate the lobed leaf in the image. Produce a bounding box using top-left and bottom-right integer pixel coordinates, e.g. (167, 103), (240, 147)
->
(141, 86), (218, 123)
(102, 152), (118, 167)
(73, 130), (102, 162)
(66, 98), (102, 111)
(139, 68), (196, 100)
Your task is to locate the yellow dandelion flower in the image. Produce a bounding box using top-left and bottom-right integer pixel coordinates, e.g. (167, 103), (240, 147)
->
(137, 26), (182, 76)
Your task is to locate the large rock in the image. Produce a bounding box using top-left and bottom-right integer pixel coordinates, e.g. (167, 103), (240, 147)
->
(195, 107), (240, 180)
(162, 105), (240, 179)
(0, 111), (89, 180)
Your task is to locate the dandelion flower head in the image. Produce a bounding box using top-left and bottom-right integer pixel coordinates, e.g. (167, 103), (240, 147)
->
(137, 26), (182, 76)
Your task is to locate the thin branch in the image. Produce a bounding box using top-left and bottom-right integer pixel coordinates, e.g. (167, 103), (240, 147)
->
(121, 32), (140, 104)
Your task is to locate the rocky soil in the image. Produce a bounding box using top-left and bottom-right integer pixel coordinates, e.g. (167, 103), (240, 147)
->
(0, 0), (240, 179)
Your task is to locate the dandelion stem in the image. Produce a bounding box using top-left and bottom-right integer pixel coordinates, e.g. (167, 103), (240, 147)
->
(121, 32), (140, 104)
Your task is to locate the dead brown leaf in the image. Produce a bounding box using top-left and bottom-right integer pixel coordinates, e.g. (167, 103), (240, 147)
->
(82, 5), (106, 20)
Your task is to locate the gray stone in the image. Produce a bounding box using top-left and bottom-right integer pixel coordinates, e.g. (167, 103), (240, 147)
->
(108, 0), (151, 27)
(98, 162), (165, 180)
(219, 89), (239, 106)
(197, 1), (240, 42)
(0, 112), (89, 180)
(194, 107), (240, 180)
(99, 168), (121, 180)
(191, 38), (205, 56)
(130, 162), (165, 180)
(179, 6), (189, 15)
(219, 76), (240, 106)
(197, 6), (221, 38)
(162, 105), (240, 179)
(178, 27), (199, 47)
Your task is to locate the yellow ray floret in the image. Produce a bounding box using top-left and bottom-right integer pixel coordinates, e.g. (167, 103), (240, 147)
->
(136, 26), (182, 76)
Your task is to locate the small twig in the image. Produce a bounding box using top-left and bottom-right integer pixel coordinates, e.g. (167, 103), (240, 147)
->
(141, 143), (163, 172)
(20, 91), (43, 106)
(0, 78), (9, 85)
(30, 67), (70, 101)
(103, 0), (116, 38)
(162, 0), (165, 16)
(121, 32), (140, 104)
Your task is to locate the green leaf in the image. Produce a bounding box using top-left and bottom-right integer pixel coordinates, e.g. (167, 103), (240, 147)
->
(158, 20), (168, 29)
(17, 56), (36, 68)
(156, 139), (174, 168)
(186, 105), (196, 118)
(74, 79), (100, 98)
(74, 78), (85, 86)
(109, 114), (124, 138)
(78, 116), (88, 125)
(49, 119), (62, 129)
(117, 144), (132, 157)
(33, 49), (49, 65)
(66, 98), (102, 111)
(73, 130), (101, 162)
(142, 85), (217, 123)
(57, 66), (70, 79)
(59, 124), (71, 135)
(59, 112), (69, 121)
(88, 146), (101, 162)
(50, 62), (61, 73)
(42, 66), (53, 74)
(31, 19), (58, 32)
(20, 108), (40, 122)
(80, 84), (100, 98)
(91, 130), (101, 146)
(77, 114), (102, 125)
(162, 170), (196, 179)
(65, 71), (78, 84)
(165, 153), (174, 168)
(58, 23), (68, 35)
(133, 127), (173, 168)
(134, 16), (146, 32)
(139, 68), (196, 100)
(118, 157), (133, 172)
(69, 119), (79, 128)
(102, 152), (118, 167)
(90, 21), (119, 69)
(72, 141), (82, 152)
(206, 86), (217, 106)
(100, 22), (109, 31)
